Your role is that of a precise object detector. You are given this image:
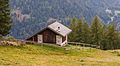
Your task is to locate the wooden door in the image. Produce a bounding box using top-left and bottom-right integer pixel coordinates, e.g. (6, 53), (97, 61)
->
(43, 33), (49, 43)
(43, 29), (56, 43)
(38, 35), (43, 43)
(56, 35), (62, 45)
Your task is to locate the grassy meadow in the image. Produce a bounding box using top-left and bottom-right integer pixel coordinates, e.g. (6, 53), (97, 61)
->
(0, 44), (120, 66)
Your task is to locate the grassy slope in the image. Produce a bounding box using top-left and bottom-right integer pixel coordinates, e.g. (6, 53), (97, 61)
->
(0, 44), (120, 66)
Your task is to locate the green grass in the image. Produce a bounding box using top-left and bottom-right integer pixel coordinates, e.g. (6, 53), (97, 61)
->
(0, 44), (120, 66)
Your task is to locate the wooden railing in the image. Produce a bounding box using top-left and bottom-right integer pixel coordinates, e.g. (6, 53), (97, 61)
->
(68, 42), (100, 49)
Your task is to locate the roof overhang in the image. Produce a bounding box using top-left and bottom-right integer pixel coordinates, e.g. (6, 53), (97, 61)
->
(25, 21), (72, 40)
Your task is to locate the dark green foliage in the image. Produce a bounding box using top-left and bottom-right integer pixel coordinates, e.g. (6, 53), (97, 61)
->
(68, 18), (81, 42)
(0, 0), (11, 36)
(105, 23), (119, 49)
(69, 17), (86, 42)
(10, 0), (120, 40)
(68, 17), (91, 43)
(81, 21), (91, 43)
(68, 18), (76, 42)
(90, 16), (104, 45)
(69, 16), (120, 50)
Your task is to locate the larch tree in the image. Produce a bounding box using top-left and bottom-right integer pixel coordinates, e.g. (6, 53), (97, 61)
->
(75, 18), (83, 42)
(81, 20), (91, 43)
(90, 16), (104, 45)
(68, 18), (78, 42)
(69, 16), (120, 50)
(105, 23), (119, 49)
(69, 17), (83, 42)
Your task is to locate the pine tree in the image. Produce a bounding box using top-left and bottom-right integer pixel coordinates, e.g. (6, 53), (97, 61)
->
(69, 17), (83, 42)
(82, 21), (91, 43)
(90, 16), (104, 45)
(0, 0), (11, 36)
(105, 23), (119, 49)
(99, 24), (109, 50)
(69, 16), (120, 50)
(76, 18), (83, 42)
(68, 18), (78, 42)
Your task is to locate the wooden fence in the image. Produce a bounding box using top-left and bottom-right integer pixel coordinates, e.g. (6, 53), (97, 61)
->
(68, 42), (100, 49)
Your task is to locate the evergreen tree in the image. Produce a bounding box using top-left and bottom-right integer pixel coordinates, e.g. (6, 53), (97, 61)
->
(79, 17), (91, 43)
(90, 16), (104, 45)
(0, 0), (11, 36)
(105, 23), (119, 49)
(69, 17), (83, 42)
(69, 18), (78, 42)
(99, 25), (108, 49)
(76, 18), (83, 42)
(69, 16), (120, 50)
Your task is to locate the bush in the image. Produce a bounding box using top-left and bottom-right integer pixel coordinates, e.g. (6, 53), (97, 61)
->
(5, 36), (15, 41)
(0, 35), (3, 40)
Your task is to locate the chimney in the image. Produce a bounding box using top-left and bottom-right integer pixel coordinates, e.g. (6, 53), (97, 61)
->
(57, 27), (60, 32)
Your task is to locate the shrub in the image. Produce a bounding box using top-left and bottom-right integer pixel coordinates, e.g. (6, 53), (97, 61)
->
(5, 36), (15, 41)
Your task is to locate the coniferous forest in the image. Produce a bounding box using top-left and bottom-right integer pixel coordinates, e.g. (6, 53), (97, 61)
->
(1, 0), (120, 66)
(0, 0), (120, 50)
(10, 0), (120, 39)
(69, 16), (120, 50)
(0, 0), (11, 36)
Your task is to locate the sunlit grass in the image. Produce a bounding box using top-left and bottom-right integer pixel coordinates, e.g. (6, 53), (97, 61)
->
(0, 44), (119, 66)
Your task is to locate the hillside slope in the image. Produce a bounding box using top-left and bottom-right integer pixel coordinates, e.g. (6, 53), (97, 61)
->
(0, 44), (120, 66)
(9, 0), (120, 39)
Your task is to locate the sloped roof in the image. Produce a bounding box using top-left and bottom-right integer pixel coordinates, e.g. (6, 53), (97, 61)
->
(26, 21), (72, 40)
(48, 21), (72, 36)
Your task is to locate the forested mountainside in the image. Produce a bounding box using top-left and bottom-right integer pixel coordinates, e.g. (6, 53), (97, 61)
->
(9, 0), (120, 39)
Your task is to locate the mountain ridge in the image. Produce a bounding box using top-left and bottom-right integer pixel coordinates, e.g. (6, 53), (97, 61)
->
(9, 0), (120, 39)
